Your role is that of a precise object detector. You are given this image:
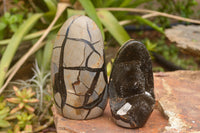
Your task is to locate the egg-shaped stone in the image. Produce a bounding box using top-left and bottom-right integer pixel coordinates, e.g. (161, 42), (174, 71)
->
(108, 40), (155, 128)
(51, 15), (108, 120)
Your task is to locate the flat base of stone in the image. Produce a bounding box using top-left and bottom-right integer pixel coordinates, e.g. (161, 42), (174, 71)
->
(52, 70), (200, 133)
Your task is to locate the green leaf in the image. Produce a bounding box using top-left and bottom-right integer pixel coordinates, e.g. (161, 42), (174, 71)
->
(0, 30), (4, 40)
(97, 10), (130, 45)
(0, 119), (11, 128)
(0, 96), (4, 101)
(27, 114), (34, 120)
(44, 0), (56, 13)
(8, 15), (18, 24)
(4, 12), (11, 19)
(70, 0), (77, 5)
(36, 49), (43, 68)
(103, 0), (116, 7)
(144, 39), (157, 52)
(16, 114), (21, 120)
(104, 0), (123, 7)
(120, 0), (133, 7)
(10, 23), (18, 32)
(78, 0), (104, 40)
(128, 0), (153, 8)
(106, 62), (112, 76)
(0, 107), (10, 116)
(133, 16), (164, 34)
(0, 13), (43, 88)
(42, 33), (56, 71)
(0, 22), (6, 30)
(91, 0), (103, 7)
(0, 23), (61, 45)
(67, 9), (85, 18)
(0, 113), (7, 120)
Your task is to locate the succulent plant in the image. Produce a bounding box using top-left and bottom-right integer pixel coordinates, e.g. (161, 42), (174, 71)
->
(16, 112), (34, 129)
(0, 99), (11, 128)
(6, 86), (39, 114)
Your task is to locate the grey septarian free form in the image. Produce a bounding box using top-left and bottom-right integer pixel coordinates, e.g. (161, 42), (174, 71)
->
(108, 40), (155, 128)
(51, 15), (108, 120)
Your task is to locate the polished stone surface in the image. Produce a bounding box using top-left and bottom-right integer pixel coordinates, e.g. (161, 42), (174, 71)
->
(51, 15), (107, 120)
(108, 40), (155, 128)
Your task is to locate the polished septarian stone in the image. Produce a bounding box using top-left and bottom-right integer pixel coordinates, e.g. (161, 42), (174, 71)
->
(108, 40), (155, 128)
(51, 15), (108, 120)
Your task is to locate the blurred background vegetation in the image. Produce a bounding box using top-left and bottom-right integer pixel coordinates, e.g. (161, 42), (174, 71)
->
(0, 0), (199, 132)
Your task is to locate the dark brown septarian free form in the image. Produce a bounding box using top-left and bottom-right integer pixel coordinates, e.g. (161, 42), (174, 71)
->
(108, 40), (155, 128)
(51, 15), (108, 120)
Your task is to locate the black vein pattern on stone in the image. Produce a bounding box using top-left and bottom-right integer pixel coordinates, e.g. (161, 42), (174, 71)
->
(66, 22), (106, 119)
(87, 22), (92, 42)
(83, 72), (100, 106)
(63, 36), (106, 111)
(67, 37), (101, 56)
(53, 17), (107, 119)
(63, 66), (103, 72)
(53, 17), (79, 115)
(53, 46), (62, 49)
(65, 88), (106, 109)
(71, 44), (87, 95)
